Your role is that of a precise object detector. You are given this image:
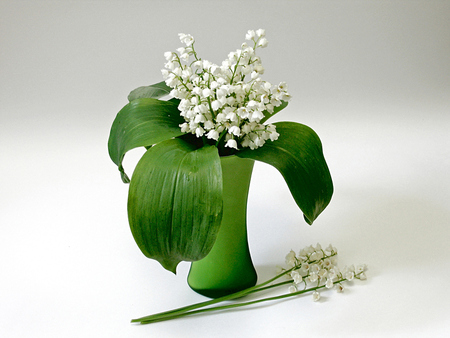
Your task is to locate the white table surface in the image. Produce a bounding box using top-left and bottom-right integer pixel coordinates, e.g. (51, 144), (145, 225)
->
(1, 1), (449, 337)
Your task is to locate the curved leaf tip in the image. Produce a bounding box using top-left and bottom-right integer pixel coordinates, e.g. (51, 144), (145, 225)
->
(160, 258), (180, 274)
(237, 121), (333, 224)
(119, 165), (130, 183)
(127, 81), (172, 101)
(107, 98), (185, 182)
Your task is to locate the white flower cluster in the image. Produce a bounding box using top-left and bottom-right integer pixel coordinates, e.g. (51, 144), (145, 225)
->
(161, 29), (291, 150)
(284, 244), (367, 301)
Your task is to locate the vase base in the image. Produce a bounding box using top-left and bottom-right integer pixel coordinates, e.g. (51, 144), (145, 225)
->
(188, 275), (257, 299)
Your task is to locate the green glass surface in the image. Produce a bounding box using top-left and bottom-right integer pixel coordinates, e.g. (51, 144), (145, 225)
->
(187, 155), (258, 298)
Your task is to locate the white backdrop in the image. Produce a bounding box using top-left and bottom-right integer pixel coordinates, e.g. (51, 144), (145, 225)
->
(1, 1), (449, 337)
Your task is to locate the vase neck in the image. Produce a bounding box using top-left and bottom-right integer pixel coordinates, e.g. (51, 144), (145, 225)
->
(220, 155), (254, 203)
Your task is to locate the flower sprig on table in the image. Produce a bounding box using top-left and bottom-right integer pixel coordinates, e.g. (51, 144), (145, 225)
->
(162, 29), (291, 150)
(283, 243), (367, 300)
(131, 244), (367, 324)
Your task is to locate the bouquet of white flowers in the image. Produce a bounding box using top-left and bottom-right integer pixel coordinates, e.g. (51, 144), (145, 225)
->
(108, 29), (333, 281)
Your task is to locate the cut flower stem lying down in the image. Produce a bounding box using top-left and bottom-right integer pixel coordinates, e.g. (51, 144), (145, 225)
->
(132, 244), (367, 324)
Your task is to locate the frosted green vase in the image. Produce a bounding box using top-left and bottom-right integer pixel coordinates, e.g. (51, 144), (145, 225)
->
(187, 155), (257, 298)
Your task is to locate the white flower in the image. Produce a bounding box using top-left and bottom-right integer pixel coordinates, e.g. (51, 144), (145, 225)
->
(312, 291), (321, 302)
(210, 81), (220, 90)
(325, 278), (334, 289)
(280, 92), (291, 101)
(161, 69), (170, 78)
(328, 268), (338, 280)
(336, 284), (345, 293)
(180, 53), (190, 62)
(356, 264), (367, 274)
(325, 244), (334, 256)
(202, 88), (213, 98)
(228, 126), (241, 136)
(202, 59), (212, 70)
(237, 107), (250, 119)
(204, 120), (215, 130)
(345, 271), (354, 281)
(285, 250), (296, 267)
(247, 100), (259, 109)
(318, 268), (328, 279)
(246, 30), (256, 40)
(206, 129), (219, 140)
(316, 250), (324, 260)
(256, 29), (266, 37)
(289, 285), (298, 293)
(195, 126), (205, 137)
(254, 64), (264, 74)
(322, 258), (332, 269)
(178, 33), (194, 46)
(249, 110), (264, 122)
(243, 139), (254, 150)
(165, 74), (178, 87)
(257, 38), (268, 48)
(298, 268), (308, 277)
(194, 114), (205, 123)
(225, 139), (238, 150)
(216, 86), (228, 97)
(305, 245), (315, 254)
(226, 111), (238, 122)
(301, 262), (310, 271)
(253, 136), (264, 148)
(309, 264), (320, 273)
(241, 123), (252, 134)
(211, 100), (221, 111)
(308, 272), (318, 283)
(192, 87), (202, 96)
(191, 96), (199, 106)
(179, 123), (189, 133)
(291, 270), (303, 284)
(215, 113), (226, 123)
(164, 51), (174, 61)
(278, 81), (287, 91)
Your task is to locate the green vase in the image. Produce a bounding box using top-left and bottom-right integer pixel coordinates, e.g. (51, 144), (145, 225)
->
(187, 155), (258, 298)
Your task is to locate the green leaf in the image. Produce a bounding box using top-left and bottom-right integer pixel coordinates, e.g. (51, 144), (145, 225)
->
(237, 121), (333, 225)
(260, 100), (288, 124)
(127, 81), (172, 101)
(108, 98), (185, 183)
(127, 139), (223, 273)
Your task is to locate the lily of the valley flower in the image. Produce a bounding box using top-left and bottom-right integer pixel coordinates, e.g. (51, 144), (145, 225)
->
(161, 29), (291, 150)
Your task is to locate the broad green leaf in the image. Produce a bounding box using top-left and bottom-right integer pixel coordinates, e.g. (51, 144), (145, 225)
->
(108, 98), (185, 183)
(260, 100), (288, 124)
(237, 121), (333, 225)
(127, 81), (172, 101)
(127, 139), (223, 273)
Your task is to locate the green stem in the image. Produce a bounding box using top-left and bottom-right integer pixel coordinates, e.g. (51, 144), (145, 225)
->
(132, 267), (294, 323)
(206, 97), (216, 119)
(215, 129), (228, 148)
(229, 53), (243, 84)
(135, 278), (349, 324)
